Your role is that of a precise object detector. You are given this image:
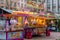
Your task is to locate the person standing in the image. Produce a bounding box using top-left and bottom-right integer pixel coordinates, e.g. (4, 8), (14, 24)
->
(10, 17), (17, 30)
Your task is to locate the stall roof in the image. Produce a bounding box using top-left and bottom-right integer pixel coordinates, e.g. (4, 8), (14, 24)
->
(0, 8), (13, 14)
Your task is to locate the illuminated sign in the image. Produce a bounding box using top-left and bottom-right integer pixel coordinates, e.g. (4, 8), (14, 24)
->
(26, 1), (43, 9)
(12, 11), (33, 15)
(29, 17), (45, 25)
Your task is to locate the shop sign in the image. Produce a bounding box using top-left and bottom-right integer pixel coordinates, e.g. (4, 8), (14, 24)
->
(47, 16), (55, 18)
(12, 11), (34, 15)
(46, 13), (55, 18)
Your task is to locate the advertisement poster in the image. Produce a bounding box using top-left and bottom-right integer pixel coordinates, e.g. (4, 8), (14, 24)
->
(8, 31), (23, 39)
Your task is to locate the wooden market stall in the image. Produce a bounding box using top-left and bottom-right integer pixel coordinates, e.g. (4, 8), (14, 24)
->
(0, 8), (24, 40)
(12, 11), (50, 39)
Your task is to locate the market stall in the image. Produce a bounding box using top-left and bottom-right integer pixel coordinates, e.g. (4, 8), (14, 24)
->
(12, 11), (34, 39)
(26, 16), (49, 36)
(45, 12), (57, 31)
(0, 14), (24, 40)
(0, 8), (24, 40)
(12, 11), (51, 39)
(0, 8), (11, 40)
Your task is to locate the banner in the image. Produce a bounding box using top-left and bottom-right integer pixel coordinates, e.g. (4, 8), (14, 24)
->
(12, 11), (33, 15)
(26, 1), (43, 9)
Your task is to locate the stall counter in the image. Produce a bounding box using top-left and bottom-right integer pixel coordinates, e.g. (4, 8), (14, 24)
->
(0, 29), (24, 40)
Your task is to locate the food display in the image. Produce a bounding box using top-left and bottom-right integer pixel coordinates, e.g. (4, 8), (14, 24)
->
(0, 11), (50, 39)
(27, 16), (46, 28)
(0, 14), (24, 40)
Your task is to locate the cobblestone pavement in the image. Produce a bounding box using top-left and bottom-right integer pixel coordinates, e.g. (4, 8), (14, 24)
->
(25, 32), (60, 40)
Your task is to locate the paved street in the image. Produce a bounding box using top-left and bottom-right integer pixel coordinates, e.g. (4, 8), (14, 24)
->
(25, 32), (60, 40)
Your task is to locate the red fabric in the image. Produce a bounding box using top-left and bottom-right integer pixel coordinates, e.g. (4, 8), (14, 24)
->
(26, 31), (32, 39)
(46, 30), (50, 36)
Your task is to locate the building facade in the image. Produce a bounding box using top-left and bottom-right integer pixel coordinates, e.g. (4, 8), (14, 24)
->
(44, 0), (60, 14)
(0, 0), (6, 8)
(0, 0), (26, 10)
(1, 0), (60, 14)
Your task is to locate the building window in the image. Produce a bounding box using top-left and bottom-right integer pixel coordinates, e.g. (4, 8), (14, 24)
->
(1, 6), (4, 8)
(1, 0), (4, 4)
(14, 8), (16, 10)
(18, 3), (20, 5)
(1, 0), (4, 2)
(24, 0), (26, 2)
(17, 2), (20, 7)
(47, 7), (50, 11)
(47, 0), (51, 7)
(6, 7), (8, 9)
(47, 3), (51, 11)
(52, 0), (56, 6)
(21, 0), (23, 2)
(59, 8), (60, 13)
(59, 0), (60, 5)
(58, 0), (60, 13)
(21, 3), (23, 8)
(52, 0), (56, 13)
(32, 0), (37, 2)
(52, 7), (56, 13)
(47, 4), (50, 7)
(24, 4), (26, 7)
(10, 0), (13, 6)
(38, 0), (41, 2)
(47, 0), (51, 3)
(14, 2), (16, 7)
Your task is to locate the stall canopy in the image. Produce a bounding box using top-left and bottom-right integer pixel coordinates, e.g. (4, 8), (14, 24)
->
(0, 8), (13, 14)
(54, 13), (60, 19)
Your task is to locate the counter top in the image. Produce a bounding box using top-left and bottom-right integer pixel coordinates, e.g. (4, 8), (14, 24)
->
(0, 29), (24, 32)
